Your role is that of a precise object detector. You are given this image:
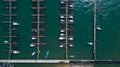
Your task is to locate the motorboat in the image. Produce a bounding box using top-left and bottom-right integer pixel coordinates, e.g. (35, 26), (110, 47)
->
(30, 44), (35, 47)
(32, 37), (36, 40)
(87, 42), (93, 45)
(96, 27), (102, 30)
(60, 44), (64, 48)
(69, 44), (73, 47)
(59, 37), (65, 40)
(68, 37), (73, 40)
(13, 50), (20, 54)
(31, 51), (36, 56)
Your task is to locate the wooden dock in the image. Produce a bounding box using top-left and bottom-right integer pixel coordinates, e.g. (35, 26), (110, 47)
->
(3, 0), (19, 60)
(65, 0), (69, 60)
(93, 0), (97, 60)
(8, 0), (12, 60)
(59, 0), (74, 60)
(31, 0), (46, 60)
(37, 0), (40, 60)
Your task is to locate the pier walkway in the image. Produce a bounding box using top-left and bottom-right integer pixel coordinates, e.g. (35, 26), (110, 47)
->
(0, 60), (69, 63)
(1, 60), (120, 64)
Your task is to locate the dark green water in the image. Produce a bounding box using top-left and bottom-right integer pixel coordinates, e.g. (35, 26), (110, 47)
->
(0, 0), (120, 67)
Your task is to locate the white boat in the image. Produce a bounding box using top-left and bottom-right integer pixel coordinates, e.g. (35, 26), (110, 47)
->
(60, 16), (65, 18)
(30, 44), (35, 47)
(69, 4), (74, 8)
(13, 50), (20, 54)
(59, 37), (65, 40)
(32, 37), (36, 40)
(61, 1), (64, 4)
(60, 30), (65, 32)
(87, 42), (93, 45)
(69, 20), (74, 23)
(68, 37), (73, 40)
(60, 33), (64, 36)
(13, 23), (20, 26)
(60, 45), (64, 48)
(31, 51), (36, 56)
(60, 19), (65, 22)
(69, 44), (73, 47)
(69, 15), (73, 18)
(96, 27), (102, 30)
(4, 41), (8, 43)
